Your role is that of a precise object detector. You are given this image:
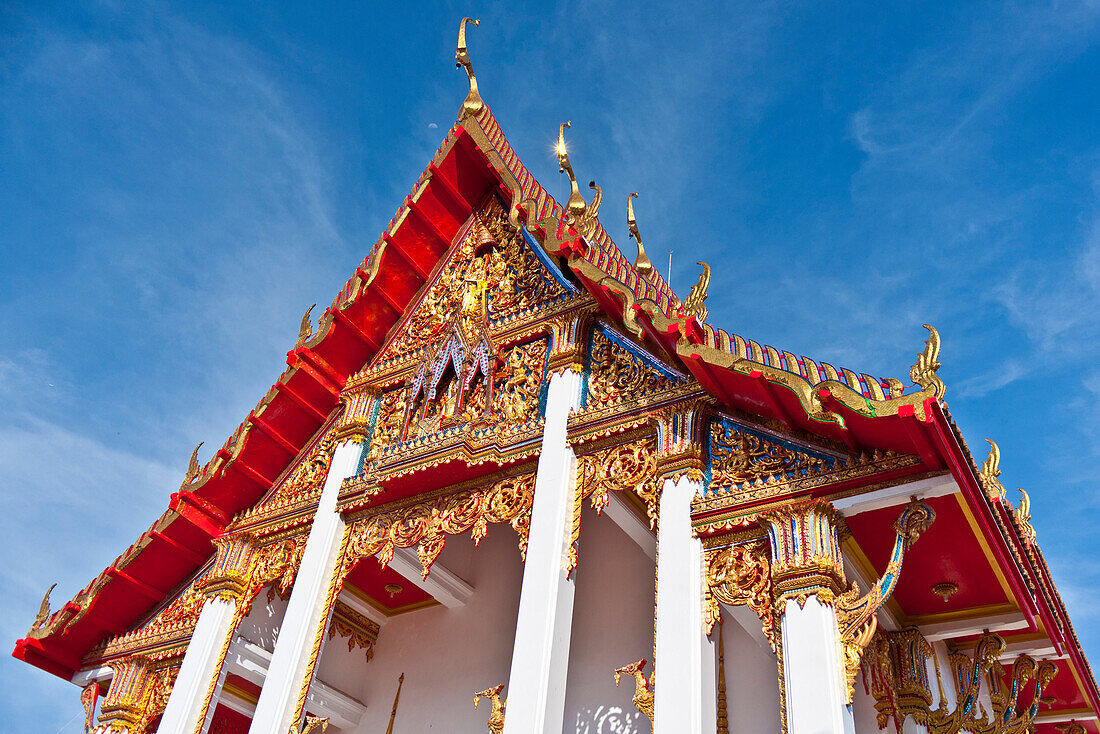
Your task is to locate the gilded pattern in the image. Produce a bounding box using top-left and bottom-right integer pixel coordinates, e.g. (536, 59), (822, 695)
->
(587, 331), (676, 406)
(474, 684), (507, 734)
(613, 659), (654, 725)
(864, 628), (1058, 734)
(328, 601), (380, 661)
(341, 473), (536, 581)
(708, 421), (832, 491)
(703, 541), (776, 652)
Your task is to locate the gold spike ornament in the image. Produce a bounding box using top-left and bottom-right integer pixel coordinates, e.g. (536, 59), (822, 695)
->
(627, 192), (655, 281)
(456, 18), (484, 118)
(910, 324), (945, 400)
(978, 439), (1006, 501)
(682, 261), (711, 321)
(556, 122), (587, 221)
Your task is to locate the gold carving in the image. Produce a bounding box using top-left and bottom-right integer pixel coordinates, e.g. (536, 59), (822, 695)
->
(474, 683), (506, 734)
(27, 582), (56, 639)
(716, 616), (729, 734)
(979, 438), (1006, 501)
(587, 331), (676, 406)
(682, 261), (710, 322)
(290, 714), (329, 734)
(709, 421), (831, 491)
(456, 18), (483, 118)
(577, 438), (660, 526)
(613, 659), (654, 724)
(296, 304), (315, 347)
(343, 473), (535, 580)
(835, 500), (935, 703)
(179, 443), (203, 492)
(910, 324), (946, 400)
(250, 534), (308, 603)
(81, 682), (99, 732)
(386, 673), (405, 734)
(328, 601), (380, 661)
(865, 628), (1058, 734)
(704, 542), (776, 652)
(556, 122), (587, 222)
(627, 193), (655, 282)
(574, 180), (602, 240)
(1015, 488), (1037, 543)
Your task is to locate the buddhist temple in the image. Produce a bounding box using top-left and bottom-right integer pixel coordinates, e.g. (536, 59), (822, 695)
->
(14, 18), (1099, 734)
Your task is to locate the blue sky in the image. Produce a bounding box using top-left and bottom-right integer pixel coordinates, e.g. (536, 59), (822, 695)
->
(2, 1), (1098, 729)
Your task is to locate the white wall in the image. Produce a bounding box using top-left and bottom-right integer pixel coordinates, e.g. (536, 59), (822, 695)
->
(851, 665), (882, 734)
(237, 589), (290, 651)
(719, 606), (781, 734)
(563, 506), (656, 734)
(318, 525), (524, 734)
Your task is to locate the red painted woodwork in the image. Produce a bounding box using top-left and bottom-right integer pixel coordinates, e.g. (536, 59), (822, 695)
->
(208, 703), (251, 734)
(846, 494), (1009, 619)
(343, 556), (434, 613)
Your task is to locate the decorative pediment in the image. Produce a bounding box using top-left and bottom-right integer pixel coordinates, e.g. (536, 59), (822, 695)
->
(585, 328), (683, 408)
(369, 198), (568, 373)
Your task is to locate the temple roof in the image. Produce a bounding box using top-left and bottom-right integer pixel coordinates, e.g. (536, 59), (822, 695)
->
(14, 34), (1098, 726)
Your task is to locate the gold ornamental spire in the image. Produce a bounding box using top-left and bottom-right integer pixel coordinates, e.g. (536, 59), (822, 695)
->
(910, 324), (945, 399)
(556, 122), (587, 220)
(627, 192), (655, 280)
(682, 261), (711, 321)
(978, 439), (1006, 501)
(587, 180), (602, 220)
(456, 18), (484, 118)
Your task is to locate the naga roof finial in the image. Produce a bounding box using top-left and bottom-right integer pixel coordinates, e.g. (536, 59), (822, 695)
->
(587, 180), (602, 220)
(979, 439), (1006, 501)
(556, 122), (587, 221)
(456, 18), (484, 118)
(910, 324), (945, 400)
(627, 192), (655, 280)
(296, 303), (315, 347)
(683, 261), (711, 321)
(1016, 488), (1036, 543)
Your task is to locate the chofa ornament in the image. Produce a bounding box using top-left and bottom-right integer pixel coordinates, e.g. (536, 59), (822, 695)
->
(474, 683), (506, 734)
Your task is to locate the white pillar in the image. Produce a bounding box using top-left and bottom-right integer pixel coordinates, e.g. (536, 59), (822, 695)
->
(501, 368), (583, 734)
(247, 439), (364, 734)
(156, 597), (238, 734)
(781, 596), (854, 734)
(653, 474), (716, 734)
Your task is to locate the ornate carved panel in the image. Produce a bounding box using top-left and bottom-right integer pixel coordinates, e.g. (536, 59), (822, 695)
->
(341, 472), (536, 581)
(586, 329), (679, 407)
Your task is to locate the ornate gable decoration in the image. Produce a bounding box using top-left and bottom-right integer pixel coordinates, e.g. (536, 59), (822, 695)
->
(586, 328), (682, 407)
(370, 198), (568, 372)
(694, 418), (923, 530)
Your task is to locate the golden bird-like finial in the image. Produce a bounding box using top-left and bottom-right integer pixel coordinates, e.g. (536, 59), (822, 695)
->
(978, 439), (1006, 501)
(1015, 488), (1036, 543)
(627, 192), (655, 280)
(573, 180), (602, 239)
(587, 180), (602, 220)
(682, 261), (711, 321)
(179, 442), (203, 490)
(32, 583), (56, 630)
(556, 122), (587, 221)
(910, 324), (945, 399)
(456, 18), (484, 118)
(296, 303), (315, 347)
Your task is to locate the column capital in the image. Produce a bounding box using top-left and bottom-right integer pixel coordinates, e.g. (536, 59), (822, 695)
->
(333, 385), (381, 444)
(197, 532), (258, 603)
(760, 499), (847, 606)
(94, 655), (176, 733)
(544, 307), (596, 376)
(652, 398), (711, 482)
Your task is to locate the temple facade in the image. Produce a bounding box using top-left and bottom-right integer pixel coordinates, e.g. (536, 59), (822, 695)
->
(15, 19), (1099, 734)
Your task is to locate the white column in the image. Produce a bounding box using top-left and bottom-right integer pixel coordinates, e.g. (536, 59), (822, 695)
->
(781, 596), (854, 734)
(247, 439), (364, 734)
(653, 474), (717, 734)
(156, 597), (238, 734)
(502, 369), (583, 734)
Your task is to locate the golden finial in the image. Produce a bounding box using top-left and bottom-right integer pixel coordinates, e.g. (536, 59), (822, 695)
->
(456, 18), (484, 118)
(474, 684), (506, 734)
(910, 324), (945, 399)
(31, 583), (56, 630)
(627, 192), (655, 280)
(587, 180), (602, 220)
(179, 442), (203, 490)
(296, 304), (315, 347)
(682, 261), (711, 321)
(978, 439), (1006, 501)
(1015, 488), (1036, 543)
(555, 122), (587, 221)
